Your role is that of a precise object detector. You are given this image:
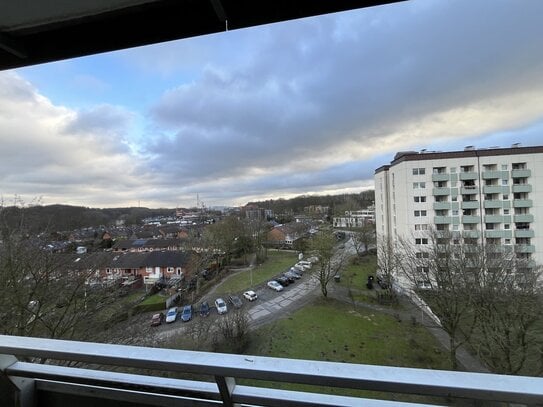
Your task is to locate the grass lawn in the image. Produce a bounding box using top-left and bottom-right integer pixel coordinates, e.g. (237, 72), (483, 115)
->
(338, 254), (381, 303)
(243, 298), (449, 402)
(140, 293), (167, 306)
(212, 250), (298, 295)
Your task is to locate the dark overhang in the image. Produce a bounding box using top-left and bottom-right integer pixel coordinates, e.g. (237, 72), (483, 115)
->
(0, 0), (402, 71)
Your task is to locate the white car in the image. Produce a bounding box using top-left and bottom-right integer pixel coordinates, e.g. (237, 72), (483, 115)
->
(295, 262), (311, 271)
(165, 307), (178, 323)
(243, 290), (258, 301)
(267, 280), (284, 292)
(215, 298), (228, 314)
(297, 261), (312, 268)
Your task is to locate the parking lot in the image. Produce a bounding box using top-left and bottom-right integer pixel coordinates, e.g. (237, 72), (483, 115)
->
(154, 272), (319, 339)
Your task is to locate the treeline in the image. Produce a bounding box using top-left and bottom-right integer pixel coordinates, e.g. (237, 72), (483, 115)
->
(247, 190), (374, 215)
(0, 205), (173, 233)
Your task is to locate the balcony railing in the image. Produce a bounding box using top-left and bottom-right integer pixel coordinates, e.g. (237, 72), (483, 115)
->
(2, 335), (543, 406)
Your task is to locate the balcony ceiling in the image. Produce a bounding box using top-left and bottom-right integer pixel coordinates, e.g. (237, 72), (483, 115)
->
(0, 0), (401, 71)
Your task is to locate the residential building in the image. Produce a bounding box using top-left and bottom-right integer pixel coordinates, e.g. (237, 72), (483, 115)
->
(333, 205), (375, 228)
(375, 145), (543, 274)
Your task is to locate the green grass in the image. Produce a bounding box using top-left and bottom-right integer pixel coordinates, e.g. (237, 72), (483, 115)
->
(140, 293), (167, 306)
(213, 251), (298, 295)
(243, 298), (449, 402)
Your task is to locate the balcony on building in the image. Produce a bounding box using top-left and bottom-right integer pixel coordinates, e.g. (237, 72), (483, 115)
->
(461, 200), (479, 209)
(511, 169), (531, 178)
(459, 171), (478, 180)
(512, 184), (532, 193)
(481, 170), (508, 179)
(482, 185), (509, 194)
(432, 187), (451, 196)
(431, 173), (450, 182)
(515, 229), (535, 238)
(514, 214), (534, 223)
(434, 216), (453, 224)
(462, 230), (481, 239)
(515, 244), (535, 253)
(513, 199), (533, 208)
(2, 335), (543, 407)
(460, 186), (478, 195)
(433, 202), (452, 210)
(462, 215), (481, 224)
(484, 215), (510, 223)
(484, 230), (513, 238)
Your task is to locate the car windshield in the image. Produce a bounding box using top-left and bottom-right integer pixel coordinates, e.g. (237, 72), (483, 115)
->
(217, 301), (225, 307)
(167, 310), (175, 315)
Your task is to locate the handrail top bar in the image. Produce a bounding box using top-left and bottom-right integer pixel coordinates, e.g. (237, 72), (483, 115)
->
(1, 334), (543, 400)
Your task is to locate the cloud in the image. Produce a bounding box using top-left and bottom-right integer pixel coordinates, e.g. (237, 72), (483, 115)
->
(7, 0), (543, 208)
(143, 0), (543, 205)
(0, 72), (149, 207)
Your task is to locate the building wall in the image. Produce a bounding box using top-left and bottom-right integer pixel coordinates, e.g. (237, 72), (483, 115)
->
(375, 147), (543, 268)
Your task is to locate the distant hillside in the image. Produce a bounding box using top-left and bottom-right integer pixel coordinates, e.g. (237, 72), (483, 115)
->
(0, 205), (174, 233)
(247, 190), (374, 216)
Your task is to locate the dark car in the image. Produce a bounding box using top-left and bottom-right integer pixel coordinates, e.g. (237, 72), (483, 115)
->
(150, 312), (164, 327)
(228, 295), (243, 309)
(276, 276), (290, 287)
(282, 273), (296, 283)
(200, 301), (210, 317)
(180, 305), (193, 322)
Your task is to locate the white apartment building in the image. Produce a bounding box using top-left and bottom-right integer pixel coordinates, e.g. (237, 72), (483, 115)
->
(333, 206), (375, 228)
(374, 145), (543, 269)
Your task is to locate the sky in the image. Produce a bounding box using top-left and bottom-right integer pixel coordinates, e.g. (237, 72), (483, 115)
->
(2, 0), (543, 209)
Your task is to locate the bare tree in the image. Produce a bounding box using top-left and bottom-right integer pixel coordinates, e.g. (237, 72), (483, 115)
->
(310, 230), (347, 297)
(351, 223), (376, 258)
(470, 252), (543, 375)
(397, 230), (478, 370)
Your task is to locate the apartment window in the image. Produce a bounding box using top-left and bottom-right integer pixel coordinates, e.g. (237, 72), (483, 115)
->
(504, 209), (510, 215)
(501, 179), (508, 186)
(433, 167), (446, 174)
(412, 168), (426, 175)
(415, 238), (428, 245)
(452, 196), (457, 201)
(416, 252), (430, 259)
(504, 224), (510, 230)
(167, 267), (174, 273)
(503, 194), (509, 200)
(414, 210), (427, 217)
(505, 238), (511, 245)
(452, 210), (459, 216)
(414, 196), (427, 203)
(512, 162), (526, 170)
(414, 224), (428, 231)
(106, 268), (111, 274)
(413, 182), (426, 189)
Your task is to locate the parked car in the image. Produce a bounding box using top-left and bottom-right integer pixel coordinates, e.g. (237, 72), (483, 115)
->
(181, 304), (193, 322)
(267, 280), (284, 292)
(200, 301), (210, 317)
(215, 298), (228, 314)
(150, 312), (164, 327)
(297, 261), (312, 269)
(228, 295), (243, 309)
(284, 270), (301, 280)
(282, 273), (296, 283)
(243, 290), (258, 302)
(275, 276), (290, 287)
(165, 307), (178, 323)
(295, 262), (311, 271)
(290, 266), (303, 276)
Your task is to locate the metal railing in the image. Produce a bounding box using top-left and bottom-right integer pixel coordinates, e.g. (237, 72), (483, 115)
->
(1, 335), (543, 406)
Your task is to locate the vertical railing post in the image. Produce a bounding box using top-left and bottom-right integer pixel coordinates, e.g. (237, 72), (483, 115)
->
(0, 354), (36, 407)
(215, 375), (236, 407)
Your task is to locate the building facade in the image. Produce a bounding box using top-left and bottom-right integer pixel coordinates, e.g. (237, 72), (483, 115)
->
(374, 145), (543, 269)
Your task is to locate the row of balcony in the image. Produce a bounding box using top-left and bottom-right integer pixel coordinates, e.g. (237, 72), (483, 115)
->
(433, 185), (532, 195)
(437, 230), (536, 239)
(432, 169), (532, 182)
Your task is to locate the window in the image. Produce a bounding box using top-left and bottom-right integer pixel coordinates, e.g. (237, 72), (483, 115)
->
(415, 224), (428, 231)
(504, 238), (511, 245)
(452, 196), (457, 201)
(433, 167), (446, 174)
(414, 196), (426, 203)
(501, 179), (508, 186)
(452, 210), (459, 216)
(503, 194), (509, 200)
(504, 224), (510, 230)
(167, 267), (174, 273)
(415, 238), (428, 245)
(412, 168), (426, 175)
(504, 209), (510, 215)
(106, 268), (111, 274)
(413, 182), (426, 189)
(416, 252), (430, 259)
(414, 210), (427, 217)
